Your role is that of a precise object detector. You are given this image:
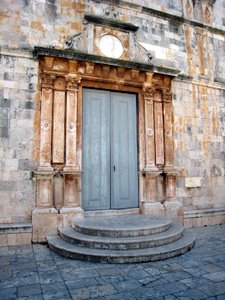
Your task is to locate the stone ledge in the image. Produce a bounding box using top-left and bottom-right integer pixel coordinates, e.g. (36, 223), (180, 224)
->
(84, 14), (139, 32)
(0, 223), (32, 235)
(0, 223), (32, 246)
(184, 208), (225, 228)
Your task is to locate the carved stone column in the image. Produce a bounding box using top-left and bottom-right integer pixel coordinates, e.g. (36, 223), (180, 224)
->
(32, 73), (59, 243)
(163, 89), (174, 171)
(35, 73), (55, 210)
(60, 76), (83, 225)
(154, 91), (164, 166)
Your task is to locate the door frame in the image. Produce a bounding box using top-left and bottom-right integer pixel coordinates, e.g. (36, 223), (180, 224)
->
(79, 80), (144, 212)
(82, 88), (139, 210)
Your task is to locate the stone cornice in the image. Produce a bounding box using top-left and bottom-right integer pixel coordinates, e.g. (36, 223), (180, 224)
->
(84, 14), (139, 31)
(33, 47), (180, 77)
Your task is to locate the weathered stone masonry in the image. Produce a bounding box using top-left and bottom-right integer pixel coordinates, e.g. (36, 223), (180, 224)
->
(0, 0), (225, 245)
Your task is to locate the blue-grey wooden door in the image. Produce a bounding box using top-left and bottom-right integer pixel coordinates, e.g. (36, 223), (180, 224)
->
(82, 88), (138, 210)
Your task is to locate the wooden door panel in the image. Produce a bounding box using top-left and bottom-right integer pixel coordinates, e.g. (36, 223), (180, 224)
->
(82, 89), (110, 210)
(111, 92), (138, 209)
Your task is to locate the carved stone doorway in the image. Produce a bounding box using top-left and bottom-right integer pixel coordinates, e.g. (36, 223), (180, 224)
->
(32, 48), (181, 242)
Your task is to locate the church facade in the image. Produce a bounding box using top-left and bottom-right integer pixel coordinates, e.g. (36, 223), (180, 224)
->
(0, 0), (225, 246)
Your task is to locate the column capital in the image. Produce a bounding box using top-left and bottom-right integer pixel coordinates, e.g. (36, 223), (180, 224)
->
(40, 73), (55, 88)
(162, 88), (172, 102)
(66, 75), (81, 91)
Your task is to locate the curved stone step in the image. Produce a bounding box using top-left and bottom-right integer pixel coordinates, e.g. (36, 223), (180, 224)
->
(59, 222), (183, 250)
(47, 229), (195, 263)
(75, 215), (171, 237)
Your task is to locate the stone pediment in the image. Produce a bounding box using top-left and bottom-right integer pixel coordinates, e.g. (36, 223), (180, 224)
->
(63, 14), (153, 65)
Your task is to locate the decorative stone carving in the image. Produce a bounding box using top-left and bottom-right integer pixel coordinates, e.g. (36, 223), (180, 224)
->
(64, 30), (88, 52)
(40, 73), (55, 88)
(40, 88), (53, 167)
(163, 89), (172, 102)
(154, 98), (164, 166)
(52, 90), (65, 164)
(134, 42), (153, 64)
(143, 87), (156, 170)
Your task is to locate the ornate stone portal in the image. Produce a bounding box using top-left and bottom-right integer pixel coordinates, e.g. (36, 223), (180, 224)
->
(32, 16), (181, 242)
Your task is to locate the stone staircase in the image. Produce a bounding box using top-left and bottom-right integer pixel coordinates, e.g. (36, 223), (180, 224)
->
(47, 214), (195, 263)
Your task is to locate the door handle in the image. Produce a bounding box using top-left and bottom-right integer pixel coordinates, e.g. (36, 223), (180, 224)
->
(113, 165), (116, 172)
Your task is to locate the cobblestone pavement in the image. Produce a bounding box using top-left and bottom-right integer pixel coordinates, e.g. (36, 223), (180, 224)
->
(0, 225), (225, 300)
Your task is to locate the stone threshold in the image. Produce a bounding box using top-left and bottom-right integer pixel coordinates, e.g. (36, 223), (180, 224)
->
(84, 208), (140, 217)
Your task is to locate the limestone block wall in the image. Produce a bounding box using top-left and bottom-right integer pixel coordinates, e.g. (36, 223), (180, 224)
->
(0, 0), (225, 241)
(0, 50), (38, 230)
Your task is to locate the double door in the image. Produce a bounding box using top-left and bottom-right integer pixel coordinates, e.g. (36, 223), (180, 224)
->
(82, 88), (138, 210)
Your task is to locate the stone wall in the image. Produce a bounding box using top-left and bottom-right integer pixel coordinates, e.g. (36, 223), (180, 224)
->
(0, 0), (225, 245)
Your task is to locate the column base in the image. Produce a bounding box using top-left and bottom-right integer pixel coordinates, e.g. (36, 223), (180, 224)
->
(32, 207), (61, 243)
(164, 200), (184, 221)
(59, 206), (84, 227)
(140, 202), (165, 215)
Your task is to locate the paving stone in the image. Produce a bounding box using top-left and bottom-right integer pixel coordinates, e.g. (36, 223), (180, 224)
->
(70, 283), (116, 300)
(36, 260), (57, 271)
(41, 282), (71, 299)
(65, 277), (98, 290)
(138, 275), (161, 286)
(18, 283), (42, 297)
(203, 270), (225, 282)
(94, 292), (137, 300)
(152, 282), (188, 296)
(161, 270), (192, 282)
(111, 277), (142, 292)
(0, 287), (17, 300)
(17, 295), (44, 300)
(39, 270), (63, 284)
(200, 263), (224, 273)
(174, 288), (208, 299)
(199, 282), (225, 296)
(131, 287), (161, 300)
(144, 266), (168, 276)
(60, 267), (99, 281)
